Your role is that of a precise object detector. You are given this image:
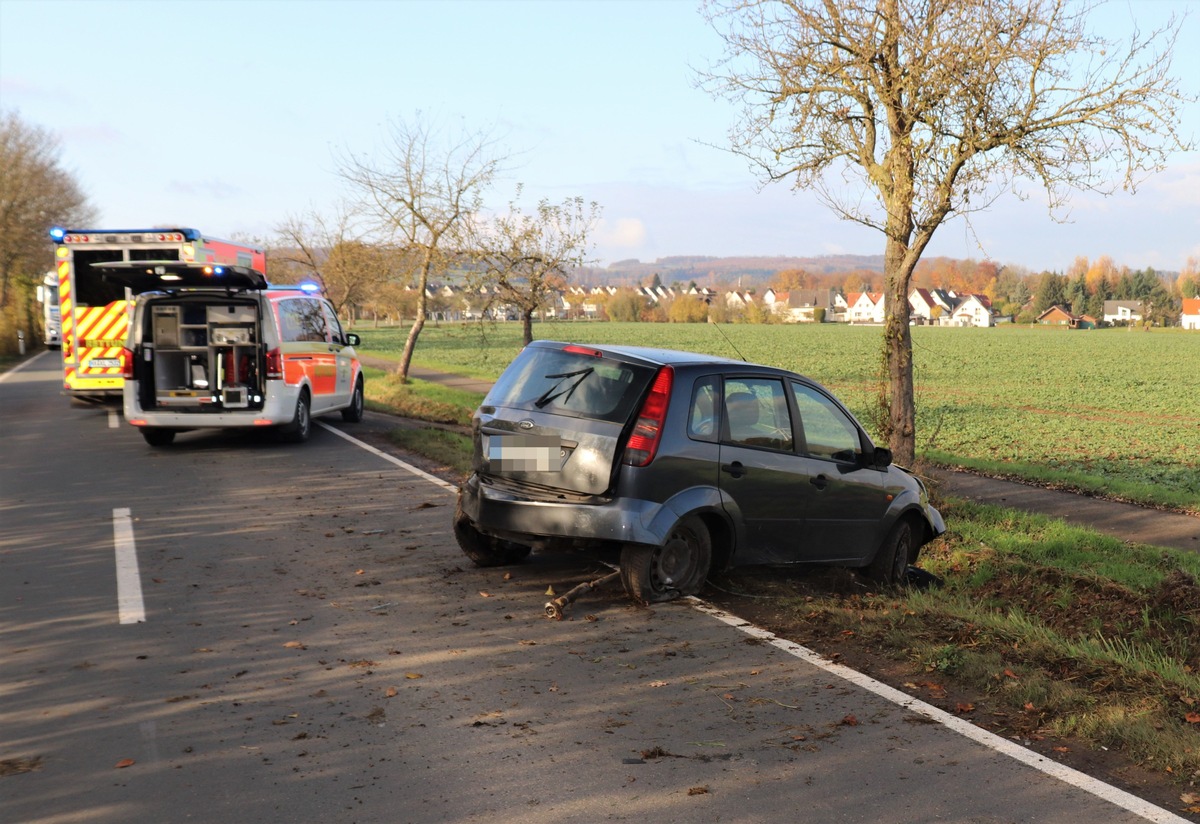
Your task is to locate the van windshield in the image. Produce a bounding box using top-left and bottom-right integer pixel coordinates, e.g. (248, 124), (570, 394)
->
(486, 347), (655, 424)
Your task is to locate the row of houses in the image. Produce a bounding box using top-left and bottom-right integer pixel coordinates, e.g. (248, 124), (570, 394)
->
(417, 282), (1200, 329)
(1037, 299), (1200, 328)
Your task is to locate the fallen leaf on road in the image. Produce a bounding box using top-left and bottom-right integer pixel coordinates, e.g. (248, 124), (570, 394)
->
(479, 591), (491, 598)
(385, 687), (398, 698)
(687, 786), (709, 796)
(545, 586), (556, 596)
(282, 641), (305, 649)
(1186, 712), (1200, 723)
(115, 759), (135, 769)
(1053, 746), (1069, 753)
(955, 703), (975, 714)
(405, 673), (423, 679)
(1003, 669), (1019, 679)
(355, 569), (365, 575)
(839, 714), (859, 727)
(648, 681), (669, 688)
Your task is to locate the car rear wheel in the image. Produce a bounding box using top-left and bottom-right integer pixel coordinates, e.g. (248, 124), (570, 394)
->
(281, 389), (311, 443)
(453, 496), (532, 567)
(620, 515), (712, 604)
(866, 519), (913, 586)
(341, 377), (364, 422)
(141, 427), (176, 447)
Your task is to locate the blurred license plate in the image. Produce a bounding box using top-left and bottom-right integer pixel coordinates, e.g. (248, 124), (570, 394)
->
(88, 358), (121, 368)
(488, 434), (563, 472)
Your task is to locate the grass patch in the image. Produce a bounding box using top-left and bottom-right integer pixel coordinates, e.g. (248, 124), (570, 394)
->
(749, 499), (1200, 783)
(362, 366), (484, 427)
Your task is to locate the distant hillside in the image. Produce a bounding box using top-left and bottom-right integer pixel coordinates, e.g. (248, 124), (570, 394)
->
(577, 254), (886, 288)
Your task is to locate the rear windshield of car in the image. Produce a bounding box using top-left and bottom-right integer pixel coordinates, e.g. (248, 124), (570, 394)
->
(486, 347), (656, 424)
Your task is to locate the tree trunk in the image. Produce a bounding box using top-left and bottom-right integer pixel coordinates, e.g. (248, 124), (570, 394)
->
(881, 238), (917, 467)
(522, 310), (534, 346)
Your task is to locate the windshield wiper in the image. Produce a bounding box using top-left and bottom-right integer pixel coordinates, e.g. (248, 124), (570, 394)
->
(534, 367), (594, 408)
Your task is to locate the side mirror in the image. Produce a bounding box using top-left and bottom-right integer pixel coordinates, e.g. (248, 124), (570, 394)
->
(346, 333), (361, 347)
(873, 446), (893, 469)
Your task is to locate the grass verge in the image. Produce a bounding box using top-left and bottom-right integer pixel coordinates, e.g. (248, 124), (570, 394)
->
(361, 366), (484, 427)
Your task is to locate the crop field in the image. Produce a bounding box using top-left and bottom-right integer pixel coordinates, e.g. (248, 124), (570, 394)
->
(355, 321), (1200, 511)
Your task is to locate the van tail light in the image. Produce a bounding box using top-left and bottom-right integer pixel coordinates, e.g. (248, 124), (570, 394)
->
(623, 366), (673, 467)
(265, 347), (283, 379)
(119, 348), (134, 379)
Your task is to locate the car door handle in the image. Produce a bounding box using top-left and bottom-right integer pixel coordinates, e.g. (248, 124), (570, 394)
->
(810, 474), (829, 490)
(721, 461), (746, 479)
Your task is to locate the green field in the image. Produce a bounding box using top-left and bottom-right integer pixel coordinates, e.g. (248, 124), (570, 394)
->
(355, 321), (1200, 512)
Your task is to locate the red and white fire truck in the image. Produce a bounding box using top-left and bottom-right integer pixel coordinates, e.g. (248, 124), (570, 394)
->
(49, 227), (265, 401)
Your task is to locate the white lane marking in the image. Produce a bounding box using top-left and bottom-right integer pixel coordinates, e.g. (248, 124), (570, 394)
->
(112, 507), (146, 624)
(326, 416), (1185, 823)
(316, 421), (458, 493)
(688, 599), (1188, 824)
(0, 349), (50, 383)
(108, 410), (120, 429)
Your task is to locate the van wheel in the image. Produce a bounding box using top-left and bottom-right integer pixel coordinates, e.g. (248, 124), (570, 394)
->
(341, 377), (364, 422)
(141, 427), (175, 447)
(281, 389), (311, 443)
(453, 497), (531, 567)
(865, 519), (913, 586)
(620, 515), (711, 604)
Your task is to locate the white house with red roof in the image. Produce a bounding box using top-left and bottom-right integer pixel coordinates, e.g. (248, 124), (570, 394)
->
(950, 294), (995, 327)
(847, 291), (885, 323)
(1182, 298), (1200, 330)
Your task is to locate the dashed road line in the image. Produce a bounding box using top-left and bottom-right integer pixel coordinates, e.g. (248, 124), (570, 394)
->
(112, 507), (145, 624)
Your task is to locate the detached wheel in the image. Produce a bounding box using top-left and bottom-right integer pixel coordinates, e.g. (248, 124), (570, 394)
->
(453, 495), (531, 567)
(866, 519), (913, 586)
(281, 389), (311, 443)
(141, 427), (175, 447)
(620, 515), (712, 604)
(341, 377), (364, 422)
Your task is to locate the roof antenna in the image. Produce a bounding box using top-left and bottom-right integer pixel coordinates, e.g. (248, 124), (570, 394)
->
(708, 316), (747, 362)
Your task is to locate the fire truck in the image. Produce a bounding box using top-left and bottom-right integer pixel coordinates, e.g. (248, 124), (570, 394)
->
(49, 227), (266, 401)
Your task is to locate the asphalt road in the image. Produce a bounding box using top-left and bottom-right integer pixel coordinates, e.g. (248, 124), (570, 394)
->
(1, 350), (1190, 824)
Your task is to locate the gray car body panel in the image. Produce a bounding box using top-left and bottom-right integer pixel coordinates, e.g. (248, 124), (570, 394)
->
(459, 341), (944, 569)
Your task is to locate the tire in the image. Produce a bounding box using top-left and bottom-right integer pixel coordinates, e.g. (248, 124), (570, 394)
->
(141, 427), (175, 447)
(281, 389), (312, 443)
(620, 515), (712, 604)
(865, 519), (913, 586)
(453, 495), (531, 567)
(341, 377), (364, 422)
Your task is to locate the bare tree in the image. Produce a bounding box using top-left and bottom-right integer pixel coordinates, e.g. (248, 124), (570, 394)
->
(338, 117), (506, 380)
(0, 110), (95, 308)
(273, 205), (389, 318)
(702, 0), (1192, 464)
(474, 190), (601, 345)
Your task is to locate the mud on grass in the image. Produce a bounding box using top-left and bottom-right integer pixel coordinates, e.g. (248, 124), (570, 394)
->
(703, 547), (1200, 819)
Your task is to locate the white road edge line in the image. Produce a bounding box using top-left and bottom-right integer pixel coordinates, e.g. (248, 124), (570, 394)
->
(688, 599), (1188, 824)
(316, 421), (458, 494)
(0, 349), (49, 383)
(108, 410), (120, 429)
(112, 507), (146, 624)
(329, 419), (1186, 824)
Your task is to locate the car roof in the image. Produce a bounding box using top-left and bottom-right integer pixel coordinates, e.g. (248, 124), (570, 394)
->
(533, 340), (749, 368)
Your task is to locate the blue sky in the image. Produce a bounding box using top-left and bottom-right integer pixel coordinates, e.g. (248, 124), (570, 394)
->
(2, 0), (1197, 274)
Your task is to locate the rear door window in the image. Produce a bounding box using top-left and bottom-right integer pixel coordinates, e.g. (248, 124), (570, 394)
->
(485, 346), (655, 424)
(721, 377), (794, 452)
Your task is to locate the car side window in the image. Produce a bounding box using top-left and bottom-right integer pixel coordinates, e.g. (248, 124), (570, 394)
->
(792, 382), (863, 463)
(722, 378), (793, 451)
(322, 300), (345, 344)
(688, 376), (719, 442)
(278, 298), (328, 343)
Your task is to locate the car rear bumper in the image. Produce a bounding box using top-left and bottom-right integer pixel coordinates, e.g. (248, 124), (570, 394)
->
(460, 473), (665, 546)
(124, 382), (298, 428)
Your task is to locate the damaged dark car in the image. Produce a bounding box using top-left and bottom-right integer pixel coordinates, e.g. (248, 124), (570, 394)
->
(455, 341), (945, 605)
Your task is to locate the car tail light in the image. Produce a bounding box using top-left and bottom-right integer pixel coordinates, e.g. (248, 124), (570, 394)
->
(623, 366), (673, 467)
(119, 348), (134, 379)
(265, 347), (282, 379)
